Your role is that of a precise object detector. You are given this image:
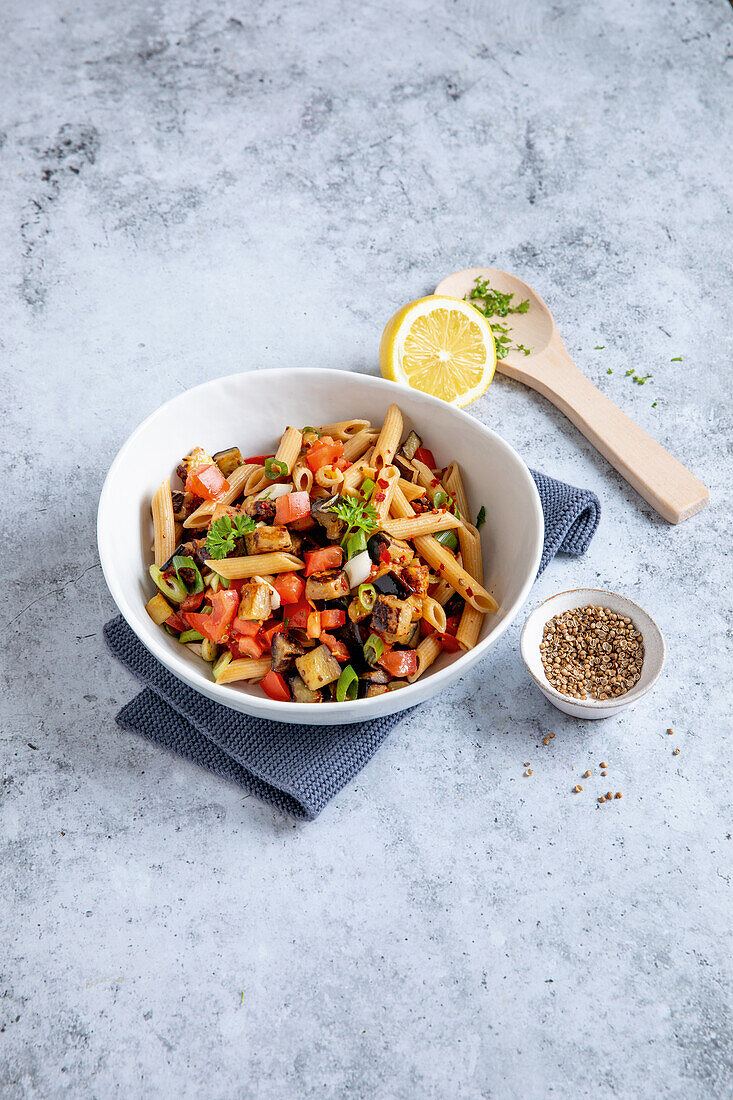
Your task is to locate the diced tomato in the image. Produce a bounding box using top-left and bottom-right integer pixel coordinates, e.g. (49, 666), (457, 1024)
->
(335, 457), (352, 472)
(272, 572), (305, 605)
(444, 615), (460, 636)
(185, 464), (230, 502)
(304, 546), (343, 576)
(244, 454), (274, 464)
(420, 619), (436, 637)
(235, 634), (265, 659)
(164, 611), (188, 632)
(379, 547), (391, 565)
(414, 447), (437, 470)
(379, 649), (418, 678)
(260, 620), (286, 647)
(288, 595), (312, 629)
(320, 633), (350, 662)
(305, 437), (344, 473)
(232, 617), (261, 637)
(306, 611), (322, 639)
(320, 609), (345, 630)
(260, 669), (290, 703)
(184, 587), (239, 643)
(439, 634), (462, 653)
(275, 491), (311, 526)
(180, 591), (206, 613)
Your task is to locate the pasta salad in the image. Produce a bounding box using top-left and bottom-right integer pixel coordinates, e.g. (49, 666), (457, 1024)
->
(146, 405), (497, 703)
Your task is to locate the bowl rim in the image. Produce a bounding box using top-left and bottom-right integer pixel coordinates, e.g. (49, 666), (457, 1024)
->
(520, 587), (666, 710)
(98, 367), (545, 720)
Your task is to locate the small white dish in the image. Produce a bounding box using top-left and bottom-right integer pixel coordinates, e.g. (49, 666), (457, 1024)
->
(520, 588), (665, 719)
(98, 368), (544, 725)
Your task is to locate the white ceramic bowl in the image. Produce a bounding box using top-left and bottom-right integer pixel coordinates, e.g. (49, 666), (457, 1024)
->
(98, 369), (543, 725)
(520, 588), (665, 719)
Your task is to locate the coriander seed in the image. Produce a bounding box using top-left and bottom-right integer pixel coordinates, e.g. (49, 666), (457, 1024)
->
(540, 606), (644, 701)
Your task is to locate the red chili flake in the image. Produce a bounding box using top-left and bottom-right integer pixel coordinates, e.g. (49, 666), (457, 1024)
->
(377, 479), (389, 489)
(431, 478), (439, 486)
(379, 548), (391, 564)
(466, 586), (474, 597)
(375, 492), (386, 502)
(437, 564), (445, 573)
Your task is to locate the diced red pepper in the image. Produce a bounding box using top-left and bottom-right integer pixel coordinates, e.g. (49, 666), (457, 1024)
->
(335, 457), (352, 471)
(305, 437), (344, 473)
(275, 491), (311, 526)
(304, 546), (343, 576)
(378, 649), (418, 678)
(420, 619), (436, 637)
(306, 611), (322, 639)
(260, 669), (290, 703)
(232, 617), (261, 637)
(320, 609), (345, 630)
(244, 454), (274, 465)
(320, 633), (350, 662)
(444, 615), (460, 636)
(260, 620), (286, 647)
(184, 587), (239, 643)
(164, 611), (188, 633)
(414, 447), (437, 470)
(272, 572), (305, 605)
(185, 464), (230, 502)
(234, 634), (264, 659)
(439, 634), (462, 653)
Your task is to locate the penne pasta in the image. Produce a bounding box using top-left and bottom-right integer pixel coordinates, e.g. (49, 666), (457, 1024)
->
(316, 419), (371, 441)
(152, 478), (176, 566)
(421, 596), (447, 634)
(431, 578), (455, 606)
(412, 458), (446, 505)
(205, 552), (304, 579)
(373, 404), (403, 470)
(314, 465), (344, 492)
(413, 535), (498, 614)
(215, 657), (272, 684)
(372, 465), (400, 522)
(388, 484), (416, 520)
(243, 465), (269, 496)
(442, 462), (469, 521)
(342, 428), (379, 462)
(183, 463), (258, 528)
(341, 454), (374, 497)
(399, 478), (428, 502)
(274, 426), (303, 474)
(381, 511), (462, 539)
(292, 460), (314, 494)
(407, 635), (443, 683)
(456, 522), (485, 650)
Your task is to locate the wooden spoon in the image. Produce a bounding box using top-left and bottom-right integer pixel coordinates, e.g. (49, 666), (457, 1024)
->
(435, 267), (708, 524)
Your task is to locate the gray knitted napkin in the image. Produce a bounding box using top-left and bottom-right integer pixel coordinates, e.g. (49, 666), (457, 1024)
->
(104, 470), (599, 819)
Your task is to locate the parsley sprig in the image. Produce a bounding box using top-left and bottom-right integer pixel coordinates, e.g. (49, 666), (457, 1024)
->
(205, 513), (256, 559)
(331, 497), (378, 547)
(467, 277), (532, 360)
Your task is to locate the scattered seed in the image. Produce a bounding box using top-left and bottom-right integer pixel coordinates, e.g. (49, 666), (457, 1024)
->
(524, 762), (531, 767)
(614, 792), (623, 799)
(573, 785), (583, 793)
(667, 728), (674, 735)
(548, 733), (555, 739)
(583, 770), (591, 779)
(542, 737), (550, 746)
(606, 791), (613, 800)
(524, 768), (533, 776)
(540, 606), (644, 700)
(598, 796), (606, 803)
(600, 762), (608, 769)
(601, 770), (607, 777)
(673, 748), (680, 756)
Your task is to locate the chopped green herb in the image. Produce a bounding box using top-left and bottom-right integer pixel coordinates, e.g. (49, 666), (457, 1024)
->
(476, 505), (486, 529)
(264, 457), (288, 479)
(633, 373), (652, 385)
(595, 345), (606, 350)
(652, 402), (658, 408)
(625, 369), (635, 377)
(466, 277), (532, 359)
(607, 368), (613, 375)
(205, 513), (256, 559)
(670, 357), (683, 362)
(332, 497), (378, 546)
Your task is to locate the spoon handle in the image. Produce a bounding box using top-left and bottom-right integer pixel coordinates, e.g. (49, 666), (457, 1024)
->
(503, 342), (709, 523)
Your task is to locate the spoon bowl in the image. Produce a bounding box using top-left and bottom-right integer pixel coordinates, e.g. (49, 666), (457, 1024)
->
(435, 266), (709, 525)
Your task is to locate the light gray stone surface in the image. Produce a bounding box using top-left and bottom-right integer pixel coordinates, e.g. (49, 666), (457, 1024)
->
(2, 0), (731, 1096)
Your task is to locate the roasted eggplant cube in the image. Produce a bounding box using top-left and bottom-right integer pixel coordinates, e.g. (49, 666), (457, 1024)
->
(400, 430), (422, 461)
(270, 631), (305, 673)
(401, 562), (430, 595)
(310, 495), (347, 540)
(237, 582), (274, 621)
(371, 594), (413, 637)
(305, 569), (350, 602)
(372, 570), (409, 599)
(360, 667), (389, 685)
(295, 644), (342, 691)
(365, 684), (389, 698)
(243, 498), (277, 523)
(289, 674), (322, 703)
(213, 446), (243, 477)
(244, 525), (293, 555)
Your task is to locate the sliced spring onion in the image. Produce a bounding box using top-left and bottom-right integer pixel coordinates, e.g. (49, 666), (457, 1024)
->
(201, 638), (218, 663)
(361, 477), (375, 500)
(301, 425), (322, 438)
(149, 564), (187, 604)
(209, 573), (230, 593)
(252, 482), (292, 502)
(336, 664), (359, 702)
(264, 457), (288, 479)
(433, 489), (450, 510)
(364, 633), (384, 666)
(212, 651), (233, 681)
(433, 529), (459, 551)
(179, 629), (205, 643)
(171, 555), (204, 595)
(345, 529), (367, 559)
(476, 505), (486, 529)
(357, 583), (376, 612)
(344, 549), (372, 590)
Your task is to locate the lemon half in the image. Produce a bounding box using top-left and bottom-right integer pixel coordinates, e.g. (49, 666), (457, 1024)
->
(379, 295), (496, 407)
